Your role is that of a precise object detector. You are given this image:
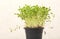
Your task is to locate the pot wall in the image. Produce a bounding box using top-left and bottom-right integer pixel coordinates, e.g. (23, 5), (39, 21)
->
(25, 27), (44, 39)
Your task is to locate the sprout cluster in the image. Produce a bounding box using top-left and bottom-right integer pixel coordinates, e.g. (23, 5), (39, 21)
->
(17, 5), (52, 28)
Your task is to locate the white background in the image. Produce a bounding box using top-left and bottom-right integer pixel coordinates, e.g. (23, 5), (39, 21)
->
(0, 0), (60, 39)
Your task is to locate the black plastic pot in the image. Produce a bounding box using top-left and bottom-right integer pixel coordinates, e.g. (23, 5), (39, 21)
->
(24, 27), (44, 39)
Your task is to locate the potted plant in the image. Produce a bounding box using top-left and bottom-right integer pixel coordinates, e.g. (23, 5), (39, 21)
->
(16, 5), (53, 39)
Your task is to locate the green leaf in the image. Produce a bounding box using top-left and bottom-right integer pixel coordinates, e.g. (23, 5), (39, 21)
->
(16, 5), (54, 28)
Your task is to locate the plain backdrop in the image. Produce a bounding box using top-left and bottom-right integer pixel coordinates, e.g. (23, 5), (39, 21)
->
(0, 0), (60, 39)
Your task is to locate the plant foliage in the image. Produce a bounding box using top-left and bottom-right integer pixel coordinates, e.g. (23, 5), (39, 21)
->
(16, 5), (53, 28)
